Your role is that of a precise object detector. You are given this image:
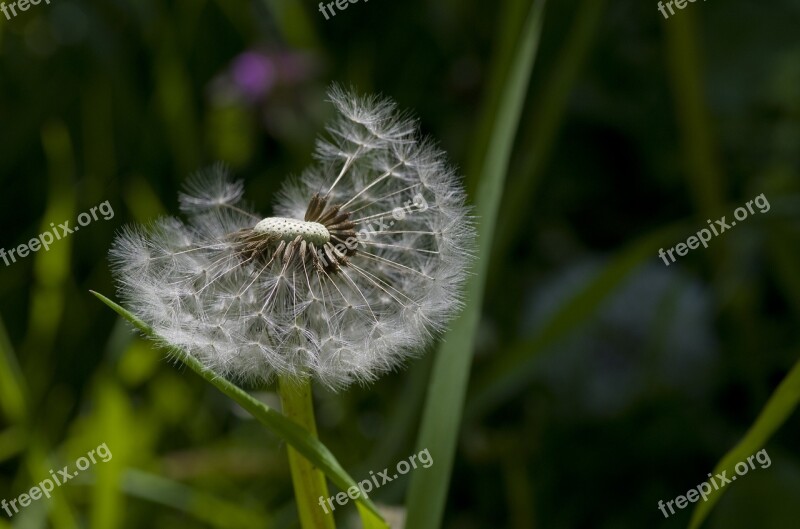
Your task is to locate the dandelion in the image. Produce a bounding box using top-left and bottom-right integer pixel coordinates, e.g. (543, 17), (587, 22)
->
(110, 86), (475, 390)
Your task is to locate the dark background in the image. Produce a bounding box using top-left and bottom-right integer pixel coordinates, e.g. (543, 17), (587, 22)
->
(1, 0), (799, 527)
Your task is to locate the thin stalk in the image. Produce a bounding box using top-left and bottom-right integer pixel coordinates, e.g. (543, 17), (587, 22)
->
(278, 376), (336, 529)
(91, 291), (388, 527)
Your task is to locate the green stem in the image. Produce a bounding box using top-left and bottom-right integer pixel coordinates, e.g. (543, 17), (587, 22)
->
(91, 291), (387, 526)
(278, 376), (337, 529)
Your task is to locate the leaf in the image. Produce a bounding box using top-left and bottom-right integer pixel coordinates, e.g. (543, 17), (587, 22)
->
(687, 226), (800, 527)
(90, 291), (388, 529)
(405, 1), (548, 527)
(687, 356), (800, 529)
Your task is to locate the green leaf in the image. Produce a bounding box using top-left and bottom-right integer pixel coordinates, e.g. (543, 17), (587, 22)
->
(405, 1), (548, 527)
(688, 356), (800, 529)
(90, 291), (388, 529)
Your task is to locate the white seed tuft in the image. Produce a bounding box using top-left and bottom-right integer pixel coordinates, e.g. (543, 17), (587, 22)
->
(109, 86), (476, 390)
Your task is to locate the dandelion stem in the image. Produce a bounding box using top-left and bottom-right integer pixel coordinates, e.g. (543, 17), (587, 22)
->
(277, 376), (337, 529)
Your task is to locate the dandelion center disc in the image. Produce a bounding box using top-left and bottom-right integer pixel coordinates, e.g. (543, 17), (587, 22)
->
(253, 217), (330, 245)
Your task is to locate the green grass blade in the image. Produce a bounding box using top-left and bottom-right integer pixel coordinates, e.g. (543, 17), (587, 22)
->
(90, 380), (132, 529)
(492, 0), (607, 266)
(120, 469), (273, 529)
(0, 316), (78, 529)
(464, 0), (534, 193)
(405, 1), (548, 527)
(0, 427), (26, 464)
(663, 10), (725, 219)
(25, 121), (76, 389)
(0, 317), (28, 423)
(684, 225), (800, 527)
(767, 226), (800, 317)
(90, 291), (388, 529)
(468, 221), (688, 418)
(687, 356), (800, 529)
(25, 441), (80, 529)
(261, 0), (320, 49)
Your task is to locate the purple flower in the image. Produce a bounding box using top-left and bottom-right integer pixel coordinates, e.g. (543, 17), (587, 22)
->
(231, 52), (276, 100)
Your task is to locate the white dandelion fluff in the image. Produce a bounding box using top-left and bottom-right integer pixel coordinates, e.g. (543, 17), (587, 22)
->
(110, 86), (475, 389)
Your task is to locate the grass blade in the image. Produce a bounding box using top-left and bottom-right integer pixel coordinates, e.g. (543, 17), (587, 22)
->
(492, 0), (607, 267)
(0, 317), (28, 423)
(120, 469), (273, 529)
(468, 221), (687, 418)
(90, 291), (388, 529)
(663, 10), (725, 219)
(405, 1), (548, 527)
(687, 356), (800, 529)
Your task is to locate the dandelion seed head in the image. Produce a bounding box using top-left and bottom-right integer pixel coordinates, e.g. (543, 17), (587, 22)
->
(110, 86), (475, 389)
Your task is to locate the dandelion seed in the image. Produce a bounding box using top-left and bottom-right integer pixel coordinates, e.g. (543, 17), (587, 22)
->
(110, 86), (475, 389)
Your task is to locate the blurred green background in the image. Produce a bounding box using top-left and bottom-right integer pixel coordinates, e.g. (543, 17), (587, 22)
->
(1, 0), (800, 527)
